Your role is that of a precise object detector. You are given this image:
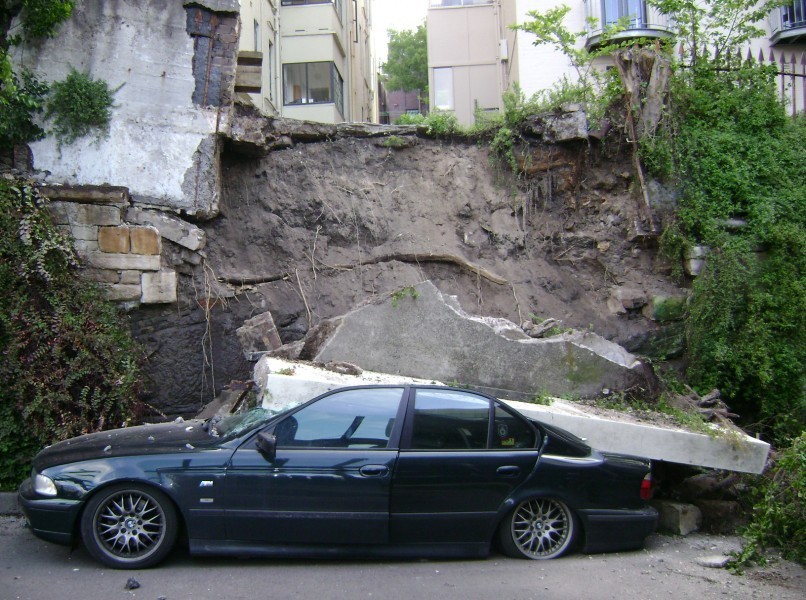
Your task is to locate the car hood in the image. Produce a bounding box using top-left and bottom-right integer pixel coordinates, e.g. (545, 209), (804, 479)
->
(33, 421), (216, 471)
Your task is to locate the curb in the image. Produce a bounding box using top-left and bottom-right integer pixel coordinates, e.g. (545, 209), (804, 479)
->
(0, 492), (21, 516)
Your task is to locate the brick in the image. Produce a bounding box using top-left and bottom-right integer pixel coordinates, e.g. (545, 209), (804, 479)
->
(141, 271), (177, 304)
(83, 251), (160, 271)
(99, 226), (131, 253)
(130, 226), (161, 255)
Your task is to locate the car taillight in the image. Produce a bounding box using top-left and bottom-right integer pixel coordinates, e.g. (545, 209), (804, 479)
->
(640, 472), (652, 500)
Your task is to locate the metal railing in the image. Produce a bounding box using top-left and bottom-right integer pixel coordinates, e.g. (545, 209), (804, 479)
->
(584, 0), (673, 42)
(770, 1), (806, 35)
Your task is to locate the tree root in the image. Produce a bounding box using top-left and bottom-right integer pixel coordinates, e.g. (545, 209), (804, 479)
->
(220, 252), (509, 287)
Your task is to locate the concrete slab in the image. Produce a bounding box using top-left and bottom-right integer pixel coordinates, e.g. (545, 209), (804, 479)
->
(505, 398), (770, 474)
(312, 281), (652, 400)
(254, 358), (770, 474)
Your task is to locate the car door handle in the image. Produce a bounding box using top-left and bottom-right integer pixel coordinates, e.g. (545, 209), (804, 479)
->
(496, 465), (521, 478)
(359, 465), (389, 477)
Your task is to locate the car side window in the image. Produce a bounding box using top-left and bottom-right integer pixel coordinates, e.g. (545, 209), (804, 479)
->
(410, 390), (490, 450)
(492, 405), (536, 449)
(274, 388), (403, 449)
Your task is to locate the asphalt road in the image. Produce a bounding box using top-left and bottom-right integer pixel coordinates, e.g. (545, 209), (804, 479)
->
(1, 516), (803, 600)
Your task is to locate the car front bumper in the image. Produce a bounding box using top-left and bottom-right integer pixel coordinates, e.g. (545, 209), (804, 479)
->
(18, 478), (83, 546)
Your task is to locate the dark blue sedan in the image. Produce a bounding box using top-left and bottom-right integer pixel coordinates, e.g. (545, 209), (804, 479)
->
(19, 385), (657, 568)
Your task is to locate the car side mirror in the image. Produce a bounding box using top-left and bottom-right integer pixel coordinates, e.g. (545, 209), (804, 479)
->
(255, 432), (277, 461)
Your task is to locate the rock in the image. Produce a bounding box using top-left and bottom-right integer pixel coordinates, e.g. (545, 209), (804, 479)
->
(652, 500), (702, 535)
(696, 555), (732, 569)
(236, 311), (283, 355)
(608, 287), (647, 315)
(523, 108), (588, 143)
(643, 295), (687, 322)
(124, 577), (140, 590)
(696, 500), (745, 534)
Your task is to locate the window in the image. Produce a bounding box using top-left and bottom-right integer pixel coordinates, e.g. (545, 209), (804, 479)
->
(492, 406), (536, 449)
(602, 0), (647, 28)
(433, 67), (453, 111)
(253, 19), (260, 53)
(274, 388), (403, 448)
(430, 1), (493, 7)
(283, 62), (343, 111)
(411, 390), (490, 450)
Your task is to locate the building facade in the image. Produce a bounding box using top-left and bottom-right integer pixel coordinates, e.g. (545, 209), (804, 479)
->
(238, 0), (374, 124)
(427, 0), (806, 126)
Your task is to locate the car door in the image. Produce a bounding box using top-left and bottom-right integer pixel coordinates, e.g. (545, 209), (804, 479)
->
(391, 388), (540, 545)
(225, 387), (405, 545)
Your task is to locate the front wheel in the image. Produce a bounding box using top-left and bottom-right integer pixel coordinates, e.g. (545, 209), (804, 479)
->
(80, 484), (178, 569)
(499, 497), (576, 559)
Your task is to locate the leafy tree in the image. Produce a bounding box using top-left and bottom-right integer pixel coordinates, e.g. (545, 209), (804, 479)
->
(382, 24), (427, 94)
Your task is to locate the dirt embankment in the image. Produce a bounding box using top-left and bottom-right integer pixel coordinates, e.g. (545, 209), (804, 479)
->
(130, 126), (685, 414)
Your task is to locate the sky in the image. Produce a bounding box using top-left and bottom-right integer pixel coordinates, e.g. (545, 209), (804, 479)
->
(372, 0), (429, 66)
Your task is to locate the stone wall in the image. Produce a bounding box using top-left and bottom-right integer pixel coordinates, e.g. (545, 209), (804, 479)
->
(42, 185), (207, 306)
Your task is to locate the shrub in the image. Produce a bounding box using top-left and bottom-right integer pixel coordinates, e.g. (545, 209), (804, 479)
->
(45, 67), (117, 146)
(394, 112), (425, 125)
(734, 433), (806, 567)
(0, 178), (143, 488)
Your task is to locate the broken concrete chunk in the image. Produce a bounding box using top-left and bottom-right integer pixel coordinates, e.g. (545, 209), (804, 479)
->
(652, 500), (702, 536)
(310, 281), (650, 400)
(140, 271), (178, 304)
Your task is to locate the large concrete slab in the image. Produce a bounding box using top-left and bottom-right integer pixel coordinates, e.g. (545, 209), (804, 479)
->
(312, 281), (651, 400)
(253, 358), (769, 474)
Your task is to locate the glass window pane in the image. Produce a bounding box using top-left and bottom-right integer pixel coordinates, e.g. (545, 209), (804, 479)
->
(275, 388), (403, 448)
(283, 63), (307, 104)
(433, 67), (453, 110)
(308, 62), (332, 102)
(492, 405), (536, 449)
(411, 390), (490, 450)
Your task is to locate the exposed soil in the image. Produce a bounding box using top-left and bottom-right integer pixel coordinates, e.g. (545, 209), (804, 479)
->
(132, 129), (688, 414)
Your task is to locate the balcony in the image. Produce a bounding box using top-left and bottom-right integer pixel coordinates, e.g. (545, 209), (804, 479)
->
(770, 1), (806, 44)
(584, 0), (673, 50)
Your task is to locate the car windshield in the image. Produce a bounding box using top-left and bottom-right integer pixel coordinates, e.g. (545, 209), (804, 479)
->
(209, 407), (270, 439)
(208, 402), (302, 439)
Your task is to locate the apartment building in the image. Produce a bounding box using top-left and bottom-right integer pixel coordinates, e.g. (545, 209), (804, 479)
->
(237, 0), (374, 124)
(428, 0), (806, 126)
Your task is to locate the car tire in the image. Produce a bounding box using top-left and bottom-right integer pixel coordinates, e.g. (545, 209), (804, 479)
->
(80, 483), (178, 569)
(499, 497), (576, 559)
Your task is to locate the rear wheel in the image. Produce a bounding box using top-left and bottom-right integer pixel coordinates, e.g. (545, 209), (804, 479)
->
(499, 498), (576, 559)
(80, 483), (177, 569)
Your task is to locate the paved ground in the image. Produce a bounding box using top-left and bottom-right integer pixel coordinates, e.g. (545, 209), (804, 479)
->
(1, 516), (803, 600)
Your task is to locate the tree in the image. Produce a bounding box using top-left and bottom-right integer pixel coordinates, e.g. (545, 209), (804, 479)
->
(382, 24), (427, 94)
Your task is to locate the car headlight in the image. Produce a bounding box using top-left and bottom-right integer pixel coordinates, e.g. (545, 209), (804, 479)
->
(34, 473), (57, 497)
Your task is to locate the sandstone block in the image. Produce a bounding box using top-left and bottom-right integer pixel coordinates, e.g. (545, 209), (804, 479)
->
(101, 284), (141, 302)
(72, 239), (100, 254)
(79, 268), (120, 284)
(119, 270), (142, 285)
(141, 271), (177, 304)
(69, 224), (99, 241)
(99, 226), (131, 253)
(126, 208), (207, 251)
(130, 226), (161, 255)
(652, 500), (702, 535)
(84, 251), (160, 271)
(58, 203), (122, 226)
(237, 311), (283, 354)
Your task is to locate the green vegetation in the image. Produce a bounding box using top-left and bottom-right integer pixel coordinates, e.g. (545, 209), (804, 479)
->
(394, 112), (425, 126)
(45, 67), (117, 147)
(0, 178), (143, 489)
(390, 285), (420, 308)
(382, 24), (428, 95)
(733, 433), (806, 568)
(382, 134), (408, 149)
(1, 1), (74, 149)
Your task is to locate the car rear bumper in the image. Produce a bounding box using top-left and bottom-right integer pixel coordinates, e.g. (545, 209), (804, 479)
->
(18, 478), (82, 546)
(577, 506), (658, 553)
